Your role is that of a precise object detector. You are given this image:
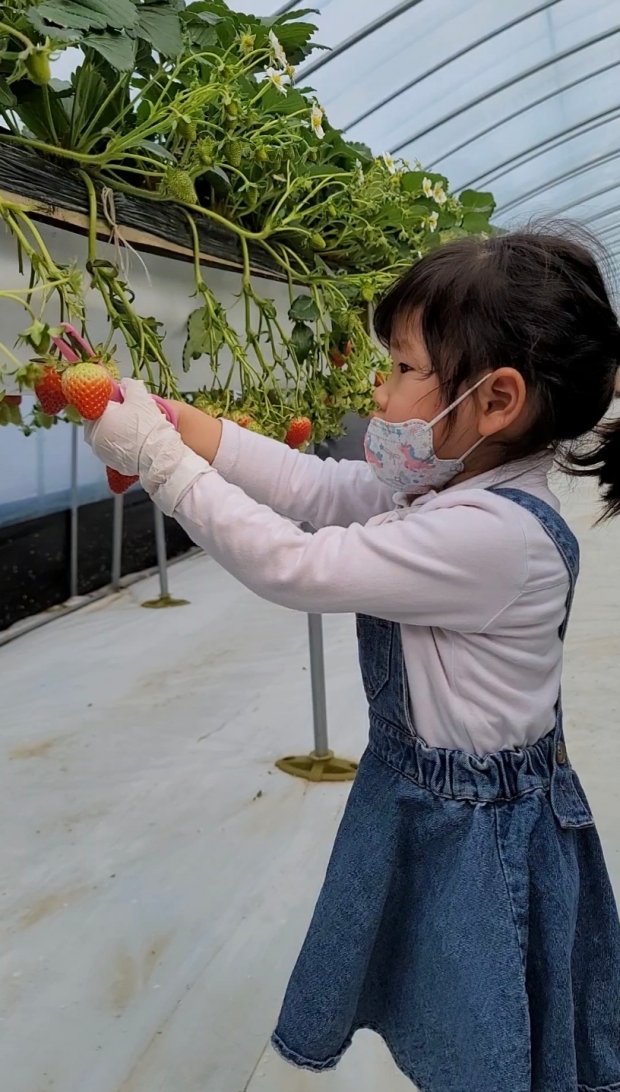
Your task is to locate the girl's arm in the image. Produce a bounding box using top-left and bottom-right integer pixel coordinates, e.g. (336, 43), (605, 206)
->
(152, 456), (527, 629)
(174, 403), (394, 529)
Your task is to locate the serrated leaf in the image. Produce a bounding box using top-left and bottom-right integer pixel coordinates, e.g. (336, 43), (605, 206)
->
(49, 78), (73, 95)
(82, 31), (137, 71)
(136, 4), (184, 57)
(345, 140), (373, 164)
(182, 306), (225, 371)
(461, 210), (493, 234)
(290, 321), (314, 363)
(32, 0), (138, 31)
(401, 169), (449, 194)
(459, 189), (496, 214)
(289, 295), (320, 323)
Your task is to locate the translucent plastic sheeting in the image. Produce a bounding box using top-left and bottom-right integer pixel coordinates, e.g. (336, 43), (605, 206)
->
(256, 0), (620, 258)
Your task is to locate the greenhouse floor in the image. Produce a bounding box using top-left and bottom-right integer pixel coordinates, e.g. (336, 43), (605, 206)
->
(1, 476), (620, 1092)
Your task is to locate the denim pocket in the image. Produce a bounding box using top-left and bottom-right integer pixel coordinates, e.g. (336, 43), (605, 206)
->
(551, 763), (595, 830)
(356, 615), (394, 702)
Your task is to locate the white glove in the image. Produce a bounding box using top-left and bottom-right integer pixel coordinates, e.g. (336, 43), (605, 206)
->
(84, 378), (209, 514)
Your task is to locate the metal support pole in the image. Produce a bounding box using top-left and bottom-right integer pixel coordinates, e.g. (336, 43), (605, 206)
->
(69, 424), (79, 602)
(111, 494), (124, 592)
(307, 613), (329, 759)
(275, 516), (358, 783)
(154, 504), (169, 598)
(141, 502), (189, 608)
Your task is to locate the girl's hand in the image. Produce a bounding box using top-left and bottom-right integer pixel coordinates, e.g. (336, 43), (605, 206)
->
(84, 378), (182, 477)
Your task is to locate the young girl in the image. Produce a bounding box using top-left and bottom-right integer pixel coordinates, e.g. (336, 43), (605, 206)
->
(85, 229), (620, 1092)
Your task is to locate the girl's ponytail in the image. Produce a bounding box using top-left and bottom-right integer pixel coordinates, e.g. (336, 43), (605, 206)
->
(568, 407), (620, 521)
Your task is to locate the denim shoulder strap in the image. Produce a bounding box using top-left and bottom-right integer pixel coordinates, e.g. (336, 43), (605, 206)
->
(488, 487), (579, 640)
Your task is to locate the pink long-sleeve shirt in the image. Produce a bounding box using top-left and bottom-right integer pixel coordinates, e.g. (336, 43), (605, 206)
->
(165, 421), (569, 756)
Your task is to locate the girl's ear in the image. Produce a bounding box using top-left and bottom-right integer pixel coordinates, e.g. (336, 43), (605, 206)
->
(477, 367), (528, 438)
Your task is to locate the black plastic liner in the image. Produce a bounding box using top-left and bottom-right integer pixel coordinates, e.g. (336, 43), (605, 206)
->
(0, 490), (192, 632)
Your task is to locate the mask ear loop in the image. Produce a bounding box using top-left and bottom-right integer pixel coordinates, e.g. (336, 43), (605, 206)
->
(425, 372), (491, 460)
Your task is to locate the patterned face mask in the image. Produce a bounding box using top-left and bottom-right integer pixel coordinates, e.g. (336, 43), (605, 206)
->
(364, 375), (488, 495)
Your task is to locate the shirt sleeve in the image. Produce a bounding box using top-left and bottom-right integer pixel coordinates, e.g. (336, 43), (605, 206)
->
(170, 464), (530, 632)
(212, 419), (394, 528)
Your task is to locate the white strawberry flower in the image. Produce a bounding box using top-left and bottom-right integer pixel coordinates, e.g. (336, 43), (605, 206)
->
(427, 210), (439, 232)
(422, 177), (433, 198)
(265, 66), (290, 95)
(311, 103), (325, 140)
(269, 30), (288, 68)
(433, 181), (447, 206)
(382, 151), (397, 175)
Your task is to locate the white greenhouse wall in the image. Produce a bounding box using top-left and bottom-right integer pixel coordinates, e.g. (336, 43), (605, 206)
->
(0, 217), (294, 526)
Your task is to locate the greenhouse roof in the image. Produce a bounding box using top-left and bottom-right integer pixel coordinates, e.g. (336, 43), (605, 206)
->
(250, 0), (620, 256)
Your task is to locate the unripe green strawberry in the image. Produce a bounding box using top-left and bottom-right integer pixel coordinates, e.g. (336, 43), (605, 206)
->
(224, 141), (243, 168)
(25, 47), (51, 86)
(360, 282), (375, 303)
(178, 117), (197, 142)
(197, 138), (216, 166)
(254, 145), (269, 165)
(161, 167), (197, 205)
(310, 233), (326, 251)
(193, 392), (217, 415)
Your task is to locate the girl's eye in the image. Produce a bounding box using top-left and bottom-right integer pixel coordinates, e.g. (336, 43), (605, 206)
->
(398, 362), (414, 375)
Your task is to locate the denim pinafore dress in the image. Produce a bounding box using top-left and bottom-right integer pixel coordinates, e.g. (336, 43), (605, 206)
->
(273, 489), (620, 1092)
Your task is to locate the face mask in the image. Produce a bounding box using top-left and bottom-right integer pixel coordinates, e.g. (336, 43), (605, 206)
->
(364, 375), (487, 495)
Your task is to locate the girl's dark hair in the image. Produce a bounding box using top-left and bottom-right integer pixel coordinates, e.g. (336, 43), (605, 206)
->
(373, 227), (620, 518)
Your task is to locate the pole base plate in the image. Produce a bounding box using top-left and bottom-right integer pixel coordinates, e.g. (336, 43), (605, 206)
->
(141, 594), (190, 609)
(276, 750), (358, 783)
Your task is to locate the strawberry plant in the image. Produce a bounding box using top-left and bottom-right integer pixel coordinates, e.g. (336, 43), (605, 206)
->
(0, 0), (496, 440)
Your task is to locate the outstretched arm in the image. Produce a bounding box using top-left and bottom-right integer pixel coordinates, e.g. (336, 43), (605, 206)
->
(85, 381), (527, 628)
(174, 402), (393, 529)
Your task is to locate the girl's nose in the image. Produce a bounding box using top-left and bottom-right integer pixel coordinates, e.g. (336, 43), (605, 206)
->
(373, 381), (389, 410)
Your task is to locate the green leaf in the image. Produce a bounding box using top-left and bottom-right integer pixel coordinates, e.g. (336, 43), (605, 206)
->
(32, 0), (138, 31)
(401, 170), (448, 194)
(185, 19), (219, 50)
(182, 306), (224, 371)
(25, 7), (84, 38)
(375, 202), (405, 229)
(290, 321), (314, 363)
(289, 295), (320, 323)
(0, 77), (16, 108)
(13, 79), (71, 143)
(136, 4), (184, 57)
(459, 189), (496, 214)
(200, 164), (230, 187)
(49, 78), (73, 95)
(461, 210), (493, 234)
(345, 140), (373, 164)
(82, 31), (137, 71)
(137, 138), (176, 162)
(70, 62), (117, 135)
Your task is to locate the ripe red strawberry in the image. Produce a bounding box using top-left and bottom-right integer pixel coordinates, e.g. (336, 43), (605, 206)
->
(329, 348), (346, 368)
(237, 414), (254, 428)
(344, 340), (353, 357)
(35, 366), (68, 415)
(374, 372), (388, 388)
(61, 362), (113, 420)
(106, 467), (139, 495)
(285, 416), (312, 449)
